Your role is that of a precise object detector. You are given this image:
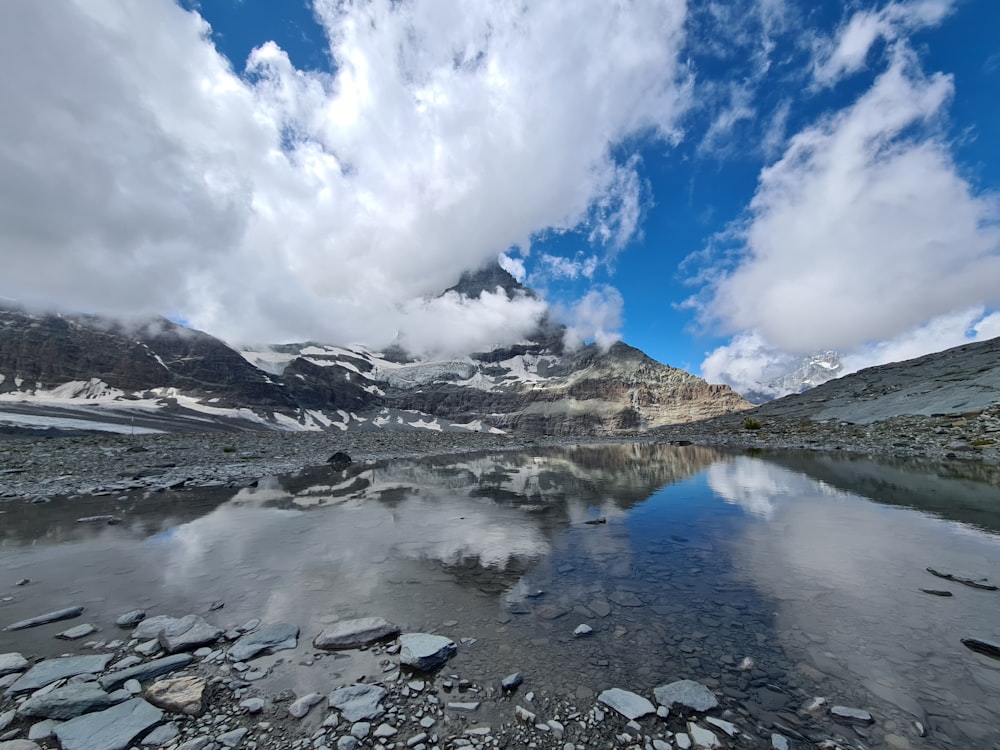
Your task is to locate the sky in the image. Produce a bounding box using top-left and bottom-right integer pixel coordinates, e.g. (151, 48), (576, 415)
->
(1, 0), (998, 396)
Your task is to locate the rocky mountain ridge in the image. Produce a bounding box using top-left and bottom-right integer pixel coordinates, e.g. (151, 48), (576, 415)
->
(0, 273), (752, 435)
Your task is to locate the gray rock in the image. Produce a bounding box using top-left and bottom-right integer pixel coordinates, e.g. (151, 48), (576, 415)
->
(141, 722), (179, 746)
(176, 738), (212, 750)
(0, 654), (28, 677)
(0, 709), (15, 732)
(116, 610), (146, 628)
(399, 633), (457, 671)
(132, 616), (179, 641)
(961, 637), (1000, 659)
(351, 721), (371, 739)
(4, 606), (85, 632)
(830, 705), (874, 725)
(597, 688), (656, 720)
(217, 727), (248, 747)
(145, 676), (206, 716)
(99, 653), (194, 692)
(17, 683), (115, 720)
(228, 622), (299, 662)
(53, 698), (163, 750)
(608, 591), (643, 607)
(687, 722), (720, 748)
(573, 624), (593, 637)
(56, 624), (97, 640)
(337, 737), (358, 750)
(289, 692), (323, 718)
(27, 719), (57, 740)
(0, 741), (42, 750)
(448, 701), (480, 712)
(501, 673), (523, 691)
(313, 617), (400, 650)
(771, 734), (789, 750)
(240, 698), (265, 714)
(6, 654), (113, 696)
(328, 684), (388, 722)
(157, 615), (223, 653)
(588, 600), (612, 617)
(653, 680), (719, 712)
(373, 723), (397, 738)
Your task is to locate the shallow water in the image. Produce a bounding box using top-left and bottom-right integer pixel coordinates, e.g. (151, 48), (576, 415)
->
(2, 444), (999, 747)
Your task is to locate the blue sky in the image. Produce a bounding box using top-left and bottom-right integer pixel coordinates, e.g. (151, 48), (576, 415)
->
(1, 1), (999, 395)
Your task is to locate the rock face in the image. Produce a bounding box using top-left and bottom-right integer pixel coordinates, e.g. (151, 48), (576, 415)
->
(0, 272), (752, 437)
(314, 618), (400, 650)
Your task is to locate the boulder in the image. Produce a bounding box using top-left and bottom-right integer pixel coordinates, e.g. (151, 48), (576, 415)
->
(145, 676), (206, 716)
(399, 633), (456, 671)
(0, 653), (28, 677)
(313, 618), (400, 650)
(157, 615), (222, 654)
(328, 684), (387, 722)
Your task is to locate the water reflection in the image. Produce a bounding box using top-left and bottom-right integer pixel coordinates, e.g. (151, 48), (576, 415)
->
(1, 445), (998, 748)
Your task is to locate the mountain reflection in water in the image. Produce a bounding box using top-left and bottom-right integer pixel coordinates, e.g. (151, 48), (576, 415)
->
(1, 444), (998, 748)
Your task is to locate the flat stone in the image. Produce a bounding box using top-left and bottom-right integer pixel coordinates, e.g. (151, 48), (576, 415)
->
(608, 591), (643, 607)
(17, 683), (115, 719)
(830, 705), (874, 725)
(687, 722), (720, 748)
(100, 654), (193, 692)
(0, 654), (28, 677)
(132, 616), (179, 641)
(53, 698), (163, 750)
(145, 676), (206, 716)
(116, 610), (146, 628)
(314, 617), (400, 650)
(588, 600), (612, 617)
(447, 701), (480, 712)
(399, 633), (457, 671)
(0, 708), (15, 731)
(675, 733), (692, 750)
(141, 722), (179, 746)
(228, 623), (299, 662)
(0, 742), (42, 750)
(328, 684), (388, 722)
(217, 727), (248, 747)
(597, 688), (656, 720)
(705, 716), (738, 736)
(288, 692), (323, 718)
(27, 719), (57, 740)
(654, 680), (719, 712)
(157, 615), (223, 653)
(57, 624), (98, 640)
(961, 637), (1000, 659)
(176, 738), (212, 750)
(771, 734), (789, 750)
(4, 606), (85, 631)
(6, 654), (114, 696)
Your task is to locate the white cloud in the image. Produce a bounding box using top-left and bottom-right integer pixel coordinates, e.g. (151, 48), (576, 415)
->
(700, 331), (796, 394)
(538, 254), (600, 281)
(498, 253), (527, 284)
(812, 0), (955, 86)
(0, 0), (690, 353)
(561, 287), (624, 352)
(691, 49), (1000, 356)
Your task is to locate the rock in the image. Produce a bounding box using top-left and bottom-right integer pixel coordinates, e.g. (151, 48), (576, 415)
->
(6, 654), (113, 696)
(328, 451), (352, 469)
(76, 515), (122, 524)
(27, 719), (57, 740)
(57, 623), (98, 640)
(0, 654), (28, 677)
(289, 692), (323, 718)
(926, 567), (997, 591)
(588, 600), (612, 618)
(53, 698), (163, 750)
(501, 673), (523, 691)
(141, 722), (179, 746)
(515, 705), (536, 723)
(4, 606), (85, 631)
(608, 591), (643, 607)
(116, 610), (146, 628)
(351, 721), (371, 739)
(771, 734), (789, 750)
(534, 604), (568, 620)
(313, 617), (400, 650)
(961, 637), (1000, 659)
(17, 683), (115, 719)
(132, 616), (179, 641)
(597, 688), (656, 720)
(328, 684), (388, 722)
(653, 680), (719, 712)
(0, 709), (15, 731)
(705, 716), (738, 736)
(176, 738), (212, 750)
(919, 589), (953, 596)
(447, 702), (480, 712)
(217, 727), (248, 747)
(675, 733), (692, 750)
(240, 698), (265, 714)
(145, 676), (206, 716)
(574, 624), (593, 637)
(99, 654), (193, 692)
(374, 723), (397, 738)
(228, 622), (299, 661)
(399, 633), (457, 671)
(337, 737), (358, 750)
(157, 615), (223, 653)
(0, 742), (42, 750)
(687, 722), (720, 748)
(830, 705), (874, 725)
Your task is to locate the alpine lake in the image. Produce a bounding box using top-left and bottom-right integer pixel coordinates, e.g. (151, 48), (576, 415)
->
(2, 444), (999, 750)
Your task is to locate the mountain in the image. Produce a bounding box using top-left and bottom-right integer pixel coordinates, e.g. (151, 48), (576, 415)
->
(743, 351), (843, 404)
(0, 269), (752, 435)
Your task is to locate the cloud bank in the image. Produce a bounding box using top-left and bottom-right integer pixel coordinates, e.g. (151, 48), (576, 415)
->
(0, 0), (689, 355)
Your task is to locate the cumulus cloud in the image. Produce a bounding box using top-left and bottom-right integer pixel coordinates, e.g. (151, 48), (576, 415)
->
(812, 0), (955, 86)
(0, 0), (690, 354)
(560, 287), (625, 352)
(691, 48), (1000, 356)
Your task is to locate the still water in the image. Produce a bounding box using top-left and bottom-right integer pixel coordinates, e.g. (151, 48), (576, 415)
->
(1, 445), (999, 748)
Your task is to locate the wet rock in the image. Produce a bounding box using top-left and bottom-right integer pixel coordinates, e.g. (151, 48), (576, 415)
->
(534, 604), (568, 620)
(687, 722), (720, 748)
(132, 616), (181, 640)
(0, 654), (28, 677)
(228, 622), (299, 661)
(313, 617), (400, 650)
(919, 589), (953, 597)
(157, 615), (223, 653)
(399, 633), (457, 671)
(288, 692), (323, 718)
(99, 653), (194, 691)
(653, 680), (719, 712)
(176, 738), (212, 750)
(597, 688), (655, 720)
(830, 705), (874, 725)
(608, 591), (642, 607)
(4, 606), (85, 631)
(6, 654), (114, 696)
(501, 673), (523, 691)
(145, 676), (206, 716)
(961, 637), (1000, 659)
(56, 623), (97, 640)
(116, 610), (146, 628)
(17, 683), (115, 720)
(926, 567), (997, 591)
(53, 698), (163, 750)
(587, 600), (612, 618)
(328, 684), (388, 722)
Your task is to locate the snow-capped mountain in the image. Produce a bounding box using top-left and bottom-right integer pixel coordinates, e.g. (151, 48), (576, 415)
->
(743, 351), (843, 404)
(0, 268), (753, 435)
